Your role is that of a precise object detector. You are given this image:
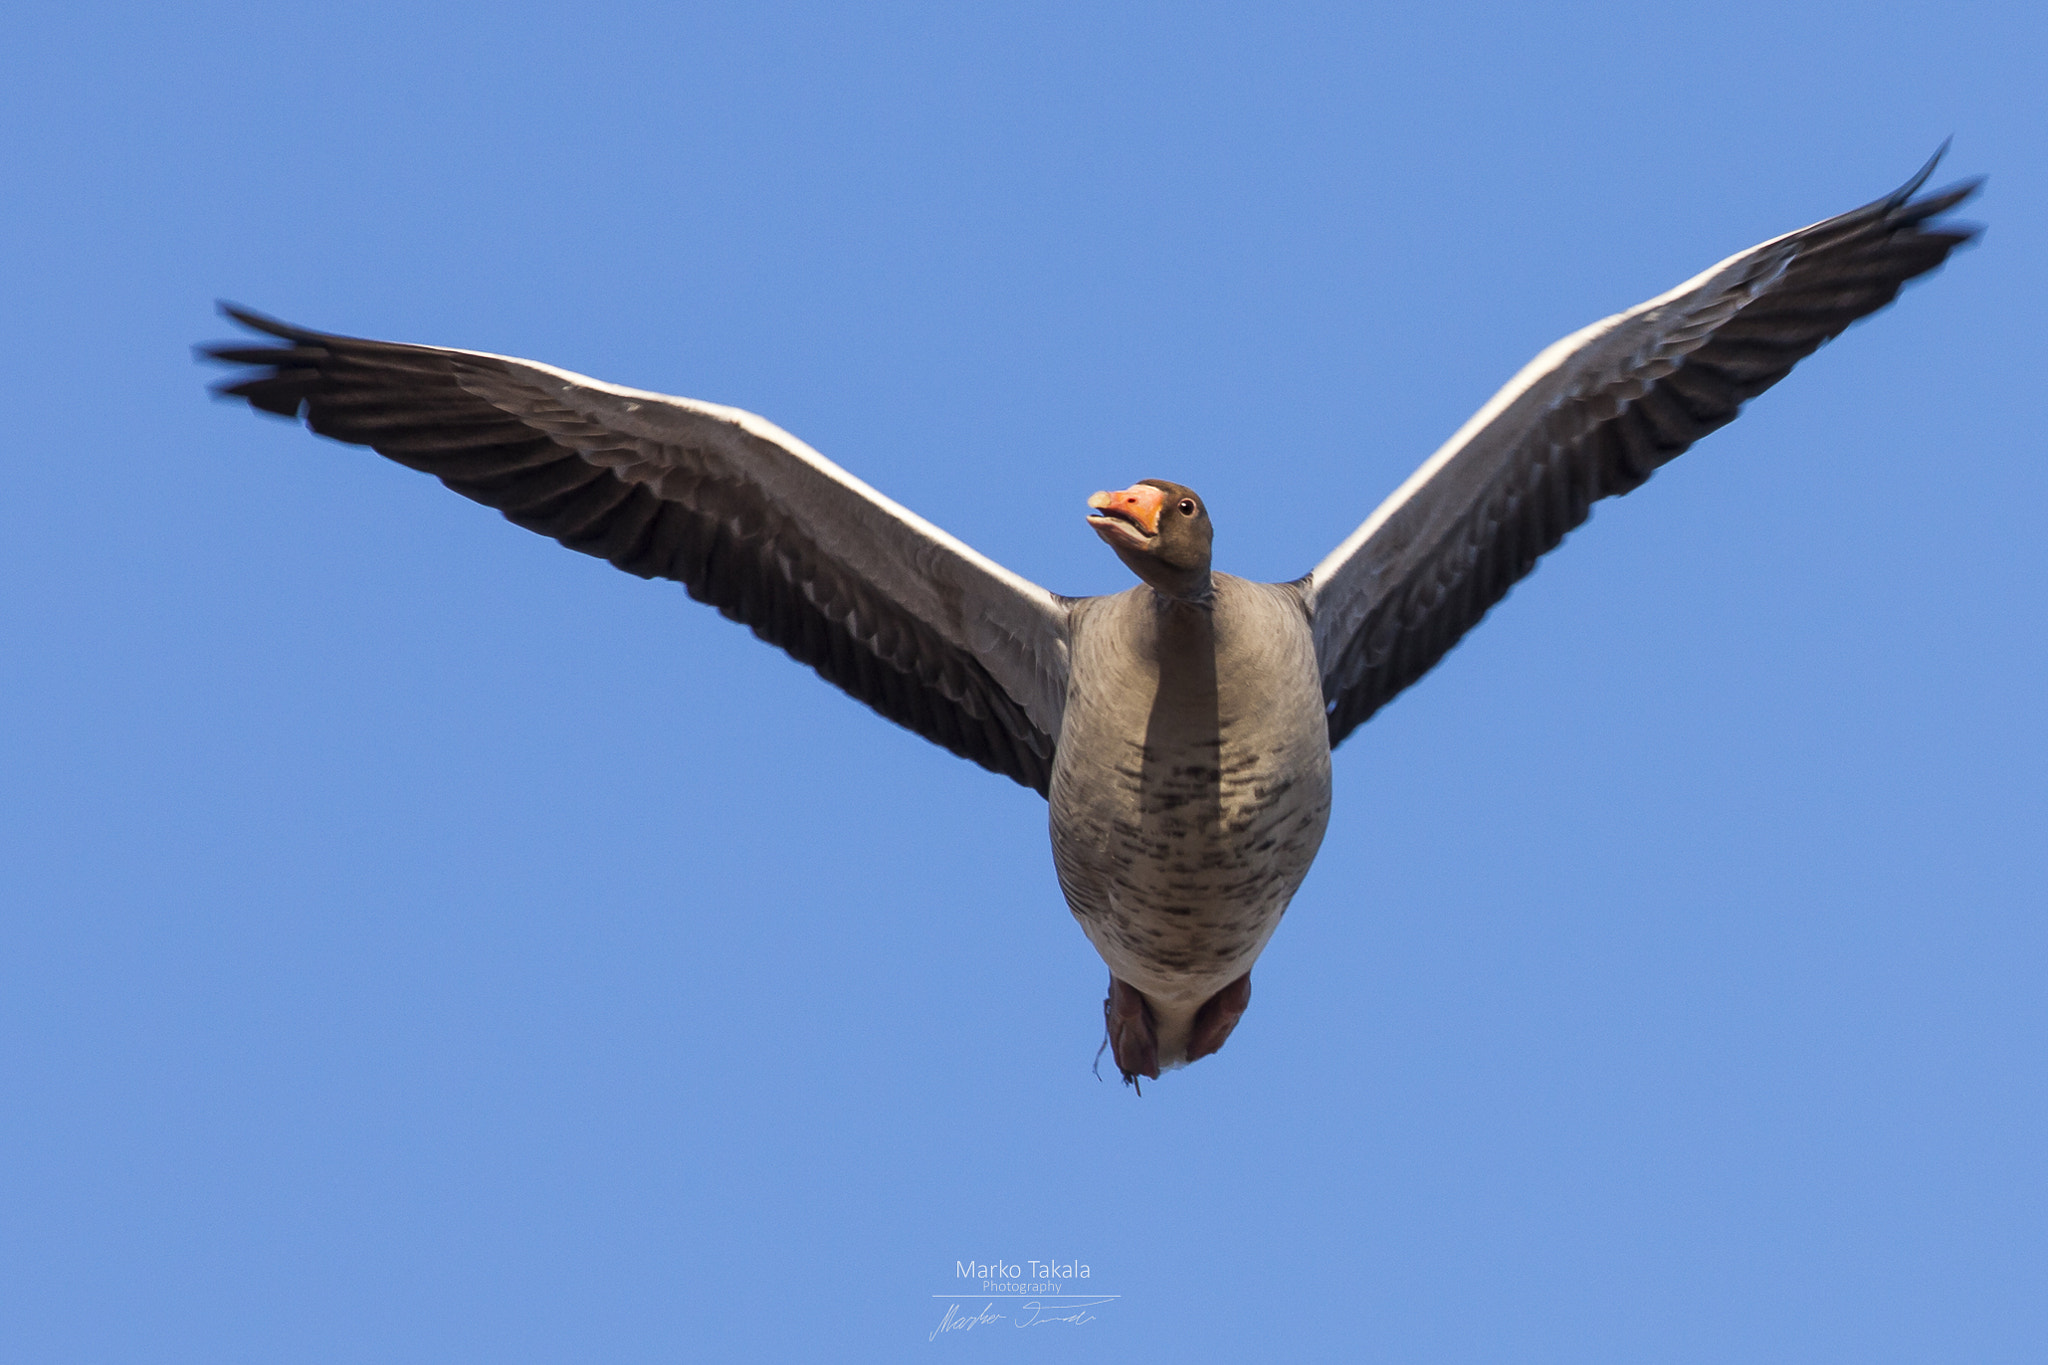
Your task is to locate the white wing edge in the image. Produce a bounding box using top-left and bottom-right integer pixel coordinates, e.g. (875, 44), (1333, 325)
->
(1305, 223), (1812, 598)
(442, 344), (1069, 615)
(429, 342), (1073, 738)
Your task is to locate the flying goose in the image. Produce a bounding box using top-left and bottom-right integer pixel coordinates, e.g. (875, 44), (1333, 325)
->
(204, 155), (1978, 1086)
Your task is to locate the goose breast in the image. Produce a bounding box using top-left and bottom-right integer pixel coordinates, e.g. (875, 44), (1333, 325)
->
(1049, 574), (1332, 1021)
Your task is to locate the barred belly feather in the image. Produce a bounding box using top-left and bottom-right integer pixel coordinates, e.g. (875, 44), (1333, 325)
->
(1049, 575), (1332, 1067)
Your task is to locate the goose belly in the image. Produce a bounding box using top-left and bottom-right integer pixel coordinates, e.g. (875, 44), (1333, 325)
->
(1047, 580), (1332, 1007)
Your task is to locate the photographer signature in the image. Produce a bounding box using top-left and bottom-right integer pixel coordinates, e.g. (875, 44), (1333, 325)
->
(931, 1297), (1115, 1340)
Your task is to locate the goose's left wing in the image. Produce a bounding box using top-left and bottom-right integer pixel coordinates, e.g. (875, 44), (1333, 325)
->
(1307, 155), (1980, 749)
(204, 309), (1070, 794)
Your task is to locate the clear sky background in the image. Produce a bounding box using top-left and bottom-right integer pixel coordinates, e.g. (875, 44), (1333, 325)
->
(3, 2), (2042, 1361)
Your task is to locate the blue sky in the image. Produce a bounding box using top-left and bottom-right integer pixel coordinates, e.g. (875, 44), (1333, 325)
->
(3, 2), (2043, 1360)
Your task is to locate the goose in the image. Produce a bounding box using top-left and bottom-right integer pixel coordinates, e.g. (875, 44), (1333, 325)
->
(204, 154), (1978, 1087)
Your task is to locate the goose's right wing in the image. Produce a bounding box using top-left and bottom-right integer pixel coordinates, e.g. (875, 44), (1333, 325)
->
(1307, 155), (1980, 748)
(203, 309), (1071, 794)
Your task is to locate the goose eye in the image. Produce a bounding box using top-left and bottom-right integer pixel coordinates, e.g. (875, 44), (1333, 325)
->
(1178, 499), (1197, 516)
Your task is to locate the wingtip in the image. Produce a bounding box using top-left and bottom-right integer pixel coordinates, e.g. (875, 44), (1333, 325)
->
(1888, 139), (1949, 206)
(198, 304), (319, 419)
(1865, 142), (1985, 244)
(199, 304), (274, 365)
(1885, 138), (1986, 213)
(214, 301), (320, 341)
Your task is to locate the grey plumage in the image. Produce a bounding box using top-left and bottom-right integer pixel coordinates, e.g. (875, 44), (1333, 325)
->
(1050, 576), (1331, 1066)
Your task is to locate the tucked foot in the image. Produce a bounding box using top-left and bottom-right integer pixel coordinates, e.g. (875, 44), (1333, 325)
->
(1103, 976), (1159, 1086)
(1186, 971), (1251, 1063)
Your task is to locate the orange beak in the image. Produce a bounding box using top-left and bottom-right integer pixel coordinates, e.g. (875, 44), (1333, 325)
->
(1086, 483), (1166, 536)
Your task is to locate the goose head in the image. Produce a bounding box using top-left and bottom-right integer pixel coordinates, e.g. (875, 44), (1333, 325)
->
(1085, 479), (1213, 600)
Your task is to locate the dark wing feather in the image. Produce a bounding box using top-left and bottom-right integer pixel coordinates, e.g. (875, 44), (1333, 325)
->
(204, 312), (1070, 793)
(1309, 153), (1980, 747)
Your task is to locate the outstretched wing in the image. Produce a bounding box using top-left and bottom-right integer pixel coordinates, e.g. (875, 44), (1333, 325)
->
(203, 310), (1071, 793)
(1308, 153), (1980, 747)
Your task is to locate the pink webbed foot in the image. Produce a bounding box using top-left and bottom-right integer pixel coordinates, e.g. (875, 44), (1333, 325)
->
(1103, 977), (1159, 1086)
(1186, 971), (1251, 1063)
